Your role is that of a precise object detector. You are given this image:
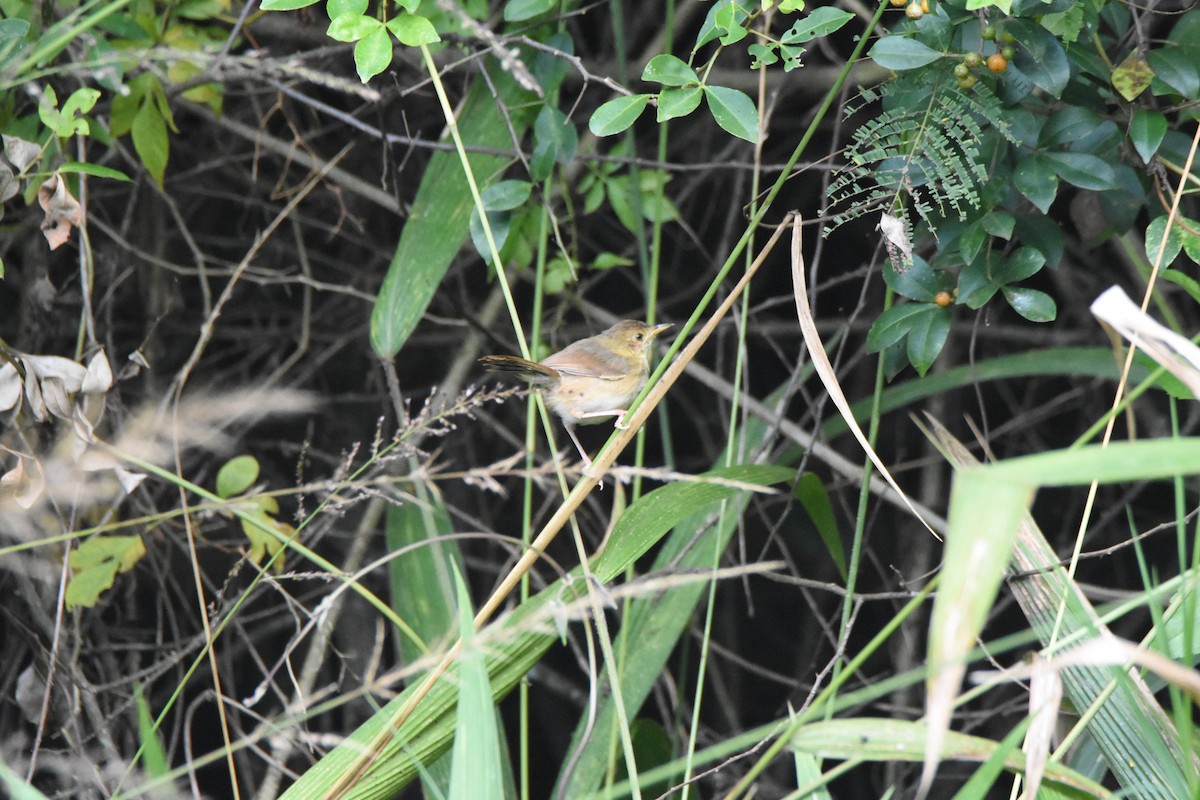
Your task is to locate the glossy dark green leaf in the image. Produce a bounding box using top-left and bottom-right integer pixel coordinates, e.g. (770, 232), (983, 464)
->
(1007, 20), (1070, 97)
(906, 305), (952, 376)
(704, 86), (759, 142)
(1148, 47), (1200, 98)
(641, 54), (698, 86)
(533, 32), (572, 94)
(957, 258), (999, 309)
(1040, 107), (1103, 148)
(1130, 109), (1168, 163)
(868, 36), (943, 70)
(1014, 153), (1057, 213)
(589, 94), (649, 136)
(1014, 215), (1065, 269)
(992, 247), (1045, 285)
(1043, 152), (1117, 191)
(959, 221), (987, 266)
(981, 211), (1015, 240)
(1002, 286), (1056, 322)
(866, 303), (931, 352)
(1145, 215), (1184, 266)
(884, 253), (940, 303)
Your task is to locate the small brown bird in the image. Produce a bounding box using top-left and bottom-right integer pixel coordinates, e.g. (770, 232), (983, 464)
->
(479, 320), (672, 468)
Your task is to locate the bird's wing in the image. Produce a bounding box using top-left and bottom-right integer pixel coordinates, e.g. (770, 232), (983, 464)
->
(542, 344), (626, 380)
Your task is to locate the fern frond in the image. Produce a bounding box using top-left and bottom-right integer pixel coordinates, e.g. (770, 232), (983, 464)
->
(824, 71), (1014, 238)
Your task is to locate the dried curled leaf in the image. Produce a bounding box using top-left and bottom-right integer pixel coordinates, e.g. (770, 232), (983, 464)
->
(38, 172), (83, 250)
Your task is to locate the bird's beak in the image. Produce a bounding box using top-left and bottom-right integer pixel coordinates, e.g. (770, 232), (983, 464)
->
(648, 323), (672, 340)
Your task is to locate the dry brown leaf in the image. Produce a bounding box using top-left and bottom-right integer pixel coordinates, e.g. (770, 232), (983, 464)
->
(37, 172), (83, 250)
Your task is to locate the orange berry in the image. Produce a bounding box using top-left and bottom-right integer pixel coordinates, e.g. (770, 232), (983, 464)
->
(935, 291), (952, 307)
(987, 53), (1008, 73)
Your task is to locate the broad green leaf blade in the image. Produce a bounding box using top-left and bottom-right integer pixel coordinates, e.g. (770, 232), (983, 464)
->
(592, 464), (794, 580)
(1014, 153), (1058, 213)
(865, 302), (929, 352)
(354, 27), (393, 82)
(1002, 286), (1057, 322)
(905, 304), (951, 376)
(641, 53), (698, 86)
(867, 36), (942, 70)
(656, 85), (703, 122)
(1130, 109), (1167, 163)
(131, 100), (168, 188)
(386, 491), (463, 796)
(703, 85), (759, 142)
(448, 567), (502, 800)
(781, 7), (854, 44)
(1007, 20), (1070, 97)
(503, 0), (555, 21)
(370, 65), (536, 358)
(1042, 152), (1117, 191)
(589, 94), (649, 136)
(387, 13), (440, 46)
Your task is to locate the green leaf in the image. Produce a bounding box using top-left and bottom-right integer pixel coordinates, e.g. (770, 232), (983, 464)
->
(503, 0), (555, 22)
(883, 253), (939, 303)
(703, 85), (759, 142)
(714, 1), (749, 45)
(865, 303), (930, 352)
(448, 566), (503, 800)
(956, 258), (999, 309)
(780, 7), (854, 43)
(695, 0), (752, 50)
(795, 472), (846, 579)
(327, 0), (368, 17)
(1111, 51), (1155, 101)
(992, 247), (1045, 285)
(1007, 20), (1070, 97)
(1002, 286), (1056, 322)
(1042, 151), (1116, 191)
(327, 12), (378, 41)
(1013, 153), (1057, 213)
(66, 536), (146, 609)
(656, 85), (703, 122)
(261, 0), (320, 8)
(217, 454), (260, 498)
(1130, 109), (1168, 163)
(867, 36), (942, 70)
(905, 305), (951, 376)
(1147, 47), (1200, 99)
(593, 465), (794, 578)
(748, 43), (778, 69)
(531, 105), (577, 180)
(56, 161), (132, 181)
(371, 69), (537, 357)
(131, 99), (168, 188)
(1145, 215), (1185, 266)
(134, 685), (170, 783)
(387, 12), (440, 46)
(981, 211), (1015, 240)
(641, 54), (698, 86)
(354, 26), (393, 81)
(589, 94), (649, 136)
(480, 179), (532, 211)
(592, 252), (634, 270)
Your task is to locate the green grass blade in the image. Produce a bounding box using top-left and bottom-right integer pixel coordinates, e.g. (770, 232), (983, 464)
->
(448, 565), (503, 800)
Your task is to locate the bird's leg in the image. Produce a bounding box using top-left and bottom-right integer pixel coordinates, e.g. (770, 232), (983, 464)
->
(563, 423), (593, 470)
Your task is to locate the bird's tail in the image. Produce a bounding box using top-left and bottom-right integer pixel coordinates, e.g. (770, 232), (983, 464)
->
(478, 355), (559, 386)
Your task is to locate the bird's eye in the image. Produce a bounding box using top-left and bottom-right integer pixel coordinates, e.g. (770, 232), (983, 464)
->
(634, 333), (644, 341)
